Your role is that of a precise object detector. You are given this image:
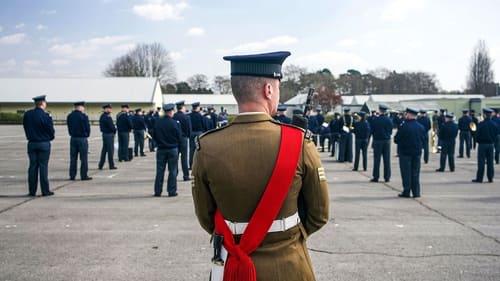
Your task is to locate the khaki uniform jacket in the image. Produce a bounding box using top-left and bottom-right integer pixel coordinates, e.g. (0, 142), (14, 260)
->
(192, 113), (329, 281)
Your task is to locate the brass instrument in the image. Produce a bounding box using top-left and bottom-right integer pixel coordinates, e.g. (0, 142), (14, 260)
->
(144, 132), (152, 140)
(469, 122), (477, 132)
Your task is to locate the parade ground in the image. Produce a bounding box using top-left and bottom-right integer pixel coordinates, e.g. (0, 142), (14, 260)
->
(1, 125), (499, 281)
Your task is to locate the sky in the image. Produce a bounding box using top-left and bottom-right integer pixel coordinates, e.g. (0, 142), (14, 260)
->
(0, 0), (499, 91)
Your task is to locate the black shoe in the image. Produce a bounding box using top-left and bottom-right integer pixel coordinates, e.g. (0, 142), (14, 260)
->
(81, 177), (93, 181)
(370, 178), (379, 182)
(134, 154), (138, 157)
(398, 193), (410, 198)
(471, 179), (482, 183)
(119, 160), (124, 162)
(457, 156), (464, 158)
(153, 194), (161, 197)
(352, 168), (358, 171)
(450, 169), (455, 172)
(42, 191), (54, 196)
(183, 178), (190, 181)
(98, 166), (103, 170)
(435, 169), (444, 172)
(384, 179), (390, 183)
(110, 166), (117, 170)
(28, 193), (36, 197)
(168, 193), (178, 197)
(488, 179), (493, 183)
(69, 177), (75, 180)
(140, 154), (146, 157)
(125, 159), (131, 162)
(412, 194), (421, 198)
(363, 168), (367, 171)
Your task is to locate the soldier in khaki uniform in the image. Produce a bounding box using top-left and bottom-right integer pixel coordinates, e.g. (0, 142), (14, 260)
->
(191, 51), (329, 281)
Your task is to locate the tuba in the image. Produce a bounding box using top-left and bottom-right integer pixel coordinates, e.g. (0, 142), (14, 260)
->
(469, 122), (477, 132)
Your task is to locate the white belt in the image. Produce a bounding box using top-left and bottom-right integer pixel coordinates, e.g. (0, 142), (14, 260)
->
(225, 212), (300, 235)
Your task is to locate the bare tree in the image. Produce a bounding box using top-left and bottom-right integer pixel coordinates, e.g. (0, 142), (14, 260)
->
(213, 75), (232, 95)
(467, 40), (495, 96)
(283, 64), (307, 82)
(187, 74), (209, 90)
(104, 42), (176, 85)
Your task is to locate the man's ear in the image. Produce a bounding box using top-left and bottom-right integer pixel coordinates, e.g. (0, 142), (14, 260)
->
(263, 82), (273, 100)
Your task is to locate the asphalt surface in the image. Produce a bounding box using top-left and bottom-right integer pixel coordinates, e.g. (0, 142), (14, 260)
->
(0, 125), (499, 281)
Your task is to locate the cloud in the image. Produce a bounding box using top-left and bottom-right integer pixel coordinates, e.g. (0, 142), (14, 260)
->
(337, 39), (358, 47)
(0, 59), (17, 72)
(294, 51), (368, 73)
(40, 9), (57, 15)
(36, 24), (47, 30)
(187, 27), (205, 37)
(133, 1), (188, 21)
(381, 0), (428, 21)
(112, 43), (136, 52)
(24, 60), (41, 67)
(0, 25), (3, 32)
(51, 59), (71, 66)
(15, 22), (25, 29)
(222, 35), (299, 53)
(169, 51), (184, 60)
(0, 33), (27, 45)
(49, 35), (132, 59)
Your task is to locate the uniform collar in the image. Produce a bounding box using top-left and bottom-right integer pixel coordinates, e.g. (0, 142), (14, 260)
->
(232, 112), (272, 124)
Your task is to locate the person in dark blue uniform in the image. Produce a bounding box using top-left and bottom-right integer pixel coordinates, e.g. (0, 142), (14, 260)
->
(472, 108), (499, 183)
(207, 105), (218, 128)
(132, 108), (147, 157)
(436, 108), (447, 151)
(67, 101), (92, 181)
(174, 100), (192, 181)
(370, 104), (393, 182)
(189, 102), (206, 169)
(394, 108), (425, 198)
(145, 109), (156, 152)
(316, 106), (325, 130)
(273, 104), (292, 124)
(98, 104), (117, 170)
(367, 110), (378, 146)
(203, 108), (216, 130)
(329, 112), (342, 158)
(470, 109), (479, 150)
(116, 104), (133, 161)
(458, 109), (473, 158)
(22, 95), (55, 196)
(417, 109), (431, 164)
(319, 124), (331, 153)
(338, 107), (353, 162)
(153, 103), (182, 197)
(436, 113), (458, 172)
(492, 108), (500, 164)
(353, 111), (370, 171)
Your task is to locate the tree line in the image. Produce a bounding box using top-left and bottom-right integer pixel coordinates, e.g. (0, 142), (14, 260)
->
(103, 40), (497, 110)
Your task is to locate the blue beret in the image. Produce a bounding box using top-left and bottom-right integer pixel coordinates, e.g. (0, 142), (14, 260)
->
(378, 104), (389, 111)
(102, 104), (112, 109)
(419, 109), (427, 114)
(315, 105), (322, 111)
(223, 51), (291, 79)
(135, 108), (142, 113)
(207, 105), (214, 110)
(121, 104), (129, 108)
(175, 100), (185, 106)
(74, 101), (85, 106)
(277, 104), (287, 112)
(163, 103), (175, 112)
(462, 109), (469, 113)
(32, 95), (46, 102)
(445, 113), (454, 118)
(343, 107), (351, 112)
(440, 108), (447, 112)
(483, 107), (493, 114)
(192, 102), (200, 107)
(470, 109), (475, 113)
(358, 111), (366, 117)
(406, 107), (419, 115)
(292, 109), (303, 115)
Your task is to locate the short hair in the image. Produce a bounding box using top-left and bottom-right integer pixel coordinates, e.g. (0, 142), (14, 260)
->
(230, 76), (275, 104)
(35, 100), (44, 107)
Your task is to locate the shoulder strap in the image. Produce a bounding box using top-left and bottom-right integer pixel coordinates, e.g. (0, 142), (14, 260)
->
(214, 125), (303, 281)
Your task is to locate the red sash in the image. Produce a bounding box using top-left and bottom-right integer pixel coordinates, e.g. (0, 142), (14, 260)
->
(214, 125), (303, 281)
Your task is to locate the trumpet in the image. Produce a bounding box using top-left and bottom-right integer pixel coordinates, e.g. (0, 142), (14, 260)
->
(469, 122), (477, 132)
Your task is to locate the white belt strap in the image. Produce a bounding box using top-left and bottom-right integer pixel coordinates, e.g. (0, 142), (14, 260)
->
(224, 212), (300, 235)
